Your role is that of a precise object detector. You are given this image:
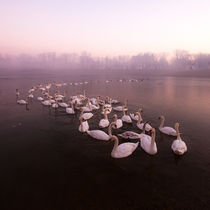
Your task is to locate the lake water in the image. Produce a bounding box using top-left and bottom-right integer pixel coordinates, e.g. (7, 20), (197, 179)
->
(1, 74), (210, 209)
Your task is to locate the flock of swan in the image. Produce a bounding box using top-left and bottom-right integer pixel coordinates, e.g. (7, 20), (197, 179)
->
(16, 80), (187, 159)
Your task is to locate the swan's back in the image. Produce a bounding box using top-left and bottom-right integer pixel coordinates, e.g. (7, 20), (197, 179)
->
(171, 139), (187, 155)
(87, 130), (109, 141)
(112, 142), (139, 158)
(118, 131), (140, 139)
(159, 126), (177, 136)
(99, 119), (109, 128)
(122, 115), (132, 123)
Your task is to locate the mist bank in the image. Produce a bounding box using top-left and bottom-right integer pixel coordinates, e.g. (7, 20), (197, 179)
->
(1, 50), (210, 78)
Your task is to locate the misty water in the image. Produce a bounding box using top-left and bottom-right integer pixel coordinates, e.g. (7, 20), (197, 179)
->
(1, 74), (210, 209)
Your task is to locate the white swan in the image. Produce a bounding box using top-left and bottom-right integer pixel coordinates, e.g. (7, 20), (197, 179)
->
(78, 117), (89, 132)
(16, 89), (20, 97)
(28, 94), (34, 99)
(101, 101), (112, 114)
(99, 109), (109, 128)
(140, 128), (157, 155)
(113, 100), (128, 111)
(121, 105), (132, 123)
(42, 99), (51, 106)
(113, 114), (123, 129)
(136, 111), (152, 132)
(159, 115), (177, 136)
(17, 98), (28, 105)
(80, 107), (93, 120)
(171, 123), (187, 155)
(87, 122), (116, 141)
(129, 108), (142, 121)
(118, 121), (147, 140)
(110, 135), (139, 158)
(59, 102), (69, 108)
(37, 96), (44, 101)
(52, 99), (59, 108)
(66, 102), (75, 114)
(81, 99), (92, 112)
(118, 131), (141, 140)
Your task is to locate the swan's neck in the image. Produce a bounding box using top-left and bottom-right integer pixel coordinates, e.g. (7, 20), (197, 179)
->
(137, 112), (143, 124)
(151, 131), (156, 146)
(71, 103), (74, 111)
(159, 118), (165, 129)
(175, 126), (181, 140)
(122, 108), (126, 116)
(104, 112), (108, 120)
(80, 119), (84, 132)
(108, 123), (114, 137)
(111, 137), (119, 154)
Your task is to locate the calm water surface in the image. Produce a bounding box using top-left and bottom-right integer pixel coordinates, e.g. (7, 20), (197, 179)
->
(0, 74), (210, 210)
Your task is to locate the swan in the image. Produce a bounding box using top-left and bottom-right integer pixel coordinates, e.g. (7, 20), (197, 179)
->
(129, 109), (142, 121)
(99, 109), (109, 128)
(81, 100), (92, 112)
(16, 89), (20, 97)
(37, 96), (44, 101)
(110, 135), (139, 158)
(17, 98), (28, 105)
(80, 107), (93, 120)
(78, 117), (89, 132)
(113, 100), (128, 111)
(58, 101), (69, 108)
(159, 115), (177, 136)
(171, 123), (187, 155)
(42, 97), (51, 106)
(118, 131), (141, 140)
(121, 105), (132, 123)
(104, 96), (112, 108)
(52, 99), (59, 108)
(136, 111), (152, 132)
(113, 114), (123, 129)
(66, 102), (75, 114)
(87, 122), (116, 141)
(140, 128), (157, 155)
(28, 94), (34, 99)
(118, 121), (148, 140)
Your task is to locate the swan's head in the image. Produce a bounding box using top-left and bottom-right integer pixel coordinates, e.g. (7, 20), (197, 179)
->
(135, 112), (140, 115)
(113, 114), (118, 119)
(138, 108), (143, 113)
(158, 115), (165, 120)
(175, 122), (180, 129)
(79, 117), (86, 122)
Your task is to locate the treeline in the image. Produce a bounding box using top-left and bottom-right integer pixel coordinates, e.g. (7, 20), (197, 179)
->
(0, 50), (210, 73)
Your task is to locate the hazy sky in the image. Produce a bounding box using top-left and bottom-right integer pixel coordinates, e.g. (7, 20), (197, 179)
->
(1, 0), (210, 56)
